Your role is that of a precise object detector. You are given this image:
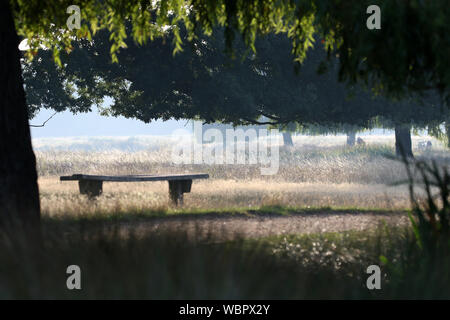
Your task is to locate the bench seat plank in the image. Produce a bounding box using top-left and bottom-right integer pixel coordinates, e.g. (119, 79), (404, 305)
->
(60, 173), (209, 182)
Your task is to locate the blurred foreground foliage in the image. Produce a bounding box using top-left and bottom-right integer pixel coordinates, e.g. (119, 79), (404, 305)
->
(0, 212), (449, 299)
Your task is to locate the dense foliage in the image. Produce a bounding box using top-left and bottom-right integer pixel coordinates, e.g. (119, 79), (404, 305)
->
(15, 0), (450, 104)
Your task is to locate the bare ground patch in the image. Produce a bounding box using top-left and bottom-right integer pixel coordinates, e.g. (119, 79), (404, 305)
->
(122, 210), (410, 241)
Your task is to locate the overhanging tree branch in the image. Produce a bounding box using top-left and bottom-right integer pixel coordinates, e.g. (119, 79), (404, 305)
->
(242, 117), (281, 125)
(29, 111), (57, 127)
(257, 110), (282, 121)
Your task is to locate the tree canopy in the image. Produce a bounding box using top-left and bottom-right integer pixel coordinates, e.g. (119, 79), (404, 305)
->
(15, 0), (450, 104)
(24, 28), (446, 133)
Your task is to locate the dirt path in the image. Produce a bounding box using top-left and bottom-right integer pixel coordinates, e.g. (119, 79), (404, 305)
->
(130, 211), (410, 240)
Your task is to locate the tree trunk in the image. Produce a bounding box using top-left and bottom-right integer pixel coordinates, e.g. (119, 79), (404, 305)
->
(346, 131), (356, 146)
(282, 132), (294, 147)
(0, 2), (40, 228)
(395, 125), (413, 158)
(446, 122), (450, 149)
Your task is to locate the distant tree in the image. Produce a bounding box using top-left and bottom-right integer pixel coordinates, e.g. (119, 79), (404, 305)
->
(280, 124), (296, 147)
(446, 122), (450, 149)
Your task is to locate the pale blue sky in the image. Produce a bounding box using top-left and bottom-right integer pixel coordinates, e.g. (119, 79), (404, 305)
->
(30, 107), (397, 139)
(30, 107), (190, 138)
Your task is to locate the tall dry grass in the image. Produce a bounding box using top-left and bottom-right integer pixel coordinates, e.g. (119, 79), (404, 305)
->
(34, 134), (450, 216)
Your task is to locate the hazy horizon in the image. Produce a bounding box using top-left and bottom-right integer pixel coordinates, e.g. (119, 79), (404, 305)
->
(31, 106), (405, 140)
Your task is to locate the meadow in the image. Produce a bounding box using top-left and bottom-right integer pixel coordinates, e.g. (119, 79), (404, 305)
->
(35, 134), (446, 216)
(1, 133), (448, 299)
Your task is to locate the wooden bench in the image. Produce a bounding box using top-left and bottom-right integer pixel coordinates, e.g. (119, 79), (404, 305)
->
(60, 173), (209, 206)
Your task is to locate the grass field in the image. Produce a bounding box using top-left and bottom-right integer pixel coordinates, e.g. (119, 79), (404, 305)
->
(2, 133), (448, 299)
(36, 134), (447, 216)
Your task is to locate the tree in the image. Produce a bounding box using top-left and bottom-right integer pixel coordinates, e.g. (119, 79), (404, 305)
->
(394, 125), (413, 158)
(24, 30), (382, 147)
(27, 27), (448, 159)
(5, 0), (450, 225)
(0, 1), (40, 228)
(26, 29), (446, 157)
(346, 131), (356, 147)
(446, 122), (450, 149)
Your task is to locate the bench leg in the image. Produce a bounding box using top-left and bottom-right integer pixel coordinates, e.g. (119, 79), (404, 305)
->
(79, 180), (103, 198)
(168, 180), (192, 206)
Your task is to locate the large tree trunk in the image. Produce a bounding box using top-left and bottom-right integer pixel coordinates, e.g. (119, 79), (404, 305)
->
(0, 2), (40, 228)
(395, 125), (413, 158)
(282, 132), (294, 147)
(346, 131), (356, 146)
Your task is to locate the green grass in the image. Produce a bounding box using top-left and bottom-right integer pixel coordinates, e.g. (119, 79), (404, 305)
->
(1, 211), (449, 299)
(41, 204), (408, 225)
